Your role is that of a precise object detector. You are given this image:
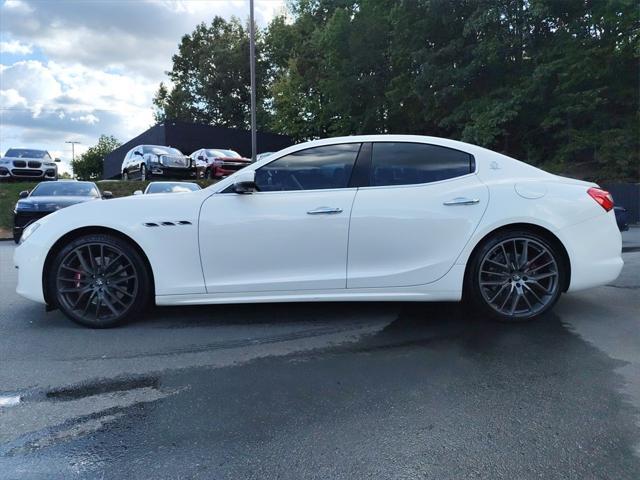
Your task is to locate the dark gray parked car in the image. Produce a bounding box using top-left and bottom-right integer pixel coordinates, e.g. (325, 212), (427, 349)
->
(121, 145), (196, 181)
(13, 180), (111, 243)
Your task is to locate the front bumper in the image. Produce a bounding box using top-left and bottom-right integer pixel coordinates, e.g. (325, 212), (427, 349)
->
(0, 163), (57, 179)
(13, 211), (51, 243)
(149, 164), (197, 179)
(14, 238), (48, 305)
(213, 163), (250, 177)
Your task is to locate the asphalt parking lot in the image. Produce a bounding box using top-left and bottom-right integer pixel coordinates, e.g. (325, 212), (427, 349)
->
(1, 232), (639, 479)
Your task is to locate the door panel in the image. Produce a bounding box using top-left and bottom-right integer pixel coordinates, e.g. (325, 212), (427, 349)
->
(347, 175), (488, 288)
(199, 189), (357, 293)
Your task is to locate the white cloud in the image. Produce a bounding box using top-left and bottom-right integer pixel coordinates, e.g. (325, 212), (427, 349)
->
(0, 0), (286, 166)
(0, 40), (33, 54)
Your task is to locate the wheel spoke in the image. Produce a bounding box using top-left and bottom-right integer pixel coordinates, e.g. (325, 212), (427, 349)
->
(101, 294), (119, 316)
(75, 250), (93, 274)
(109, 274), (136, 284)
(488, 283), (509, 303)
(529, 271), (557, 281)
(105, 264), (129, 279)
(523, 282), (543, 304)
(527, 260), (554, 273)
(82, 291), (97, 315)
(86, 245), (97, 272)
(509, 291), (520, 314)
(481, 270), (508, 277)
(520, 240), (529, 268)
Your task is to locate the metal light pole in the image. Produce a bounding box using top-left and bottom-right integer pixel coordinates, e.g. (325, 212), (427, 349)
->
(65, 141), (80, 162)
(249, 0), (257, 162)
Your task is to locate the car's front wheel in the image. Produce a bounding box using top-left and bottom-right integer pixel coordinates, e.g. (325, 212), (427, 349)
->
(140, 164), (147, 181)
(466, 230), (564, 322)
(48, 234), (151, 328)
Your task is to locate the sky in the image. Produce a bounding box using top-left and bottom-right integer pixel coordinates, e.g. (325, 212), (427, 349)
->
(0, 0), (285, 174)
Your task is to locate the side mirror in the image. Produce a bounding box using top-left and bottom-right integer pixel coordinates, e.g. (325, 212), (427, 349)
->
(134, 151), (143, 157)
(54, 158), (61, 163)
(231, 170), (257, 194)
(19, 190), (29, 199)
(133, 190), (143, 196)
(197, 155), (205, 161)
(102, 191), (113, 199)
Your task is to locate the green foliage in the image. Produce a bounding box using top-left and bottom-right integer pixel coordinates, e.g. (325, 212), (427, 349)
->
(153, 16), (271, 129)
(71, 135), (121, 180)
(155, 0), (639, 181)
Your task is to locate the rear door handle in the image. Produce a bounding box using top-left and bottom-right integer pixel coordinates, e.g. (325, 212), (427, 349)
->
(307, 207), (343, 215)
(443, 197), (480, 206)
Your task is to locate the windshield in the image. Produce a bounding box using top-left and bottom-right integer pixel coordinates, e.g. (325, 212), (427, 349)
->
(146, 182), (200, 194)
(30, 182), (99, 197)
(206, 149), (241, 158)
(5, 149), (51, 159)
(143, 146), (182, 156)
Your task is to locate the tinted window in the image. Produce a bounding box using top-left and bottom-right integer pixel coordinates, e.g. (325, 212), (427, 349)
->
(370, 142), (473, 186)
(255, 144), (360, 191)
(5, 149), (49, 159)
(30, 182), (99, 197)
(142, 146), (182, 156)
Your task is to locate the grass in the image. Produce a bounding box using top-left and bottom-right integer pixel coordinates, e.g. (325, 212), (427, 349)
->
(0, 179), (217, 234)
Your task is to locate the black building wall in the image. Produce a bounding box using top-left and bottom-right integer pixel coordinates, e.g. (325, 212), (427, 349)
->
(103, 121), (293, 179)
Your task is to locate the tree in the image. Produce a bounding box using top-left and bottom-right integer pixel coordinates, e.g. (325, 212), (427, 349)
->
(152, 16), (271, 129)
(153, 0), (639, 180)
(71, 135), (121, 180)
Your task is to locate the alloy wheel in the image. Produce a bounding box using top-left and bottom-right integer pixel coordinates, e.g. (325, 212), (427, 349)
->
(55, 242), (139, 322)
(478, 237), (559, 317)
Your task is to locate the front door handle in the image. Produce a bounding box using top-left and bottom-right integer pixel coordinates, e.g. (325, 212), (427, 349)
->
(307, 207), (343, 215)
(443, 197), (480, 206)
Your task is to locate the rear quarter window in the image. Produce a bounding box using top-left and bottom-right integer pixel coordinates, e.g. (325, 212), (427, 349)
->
(370, 142), (474, 186)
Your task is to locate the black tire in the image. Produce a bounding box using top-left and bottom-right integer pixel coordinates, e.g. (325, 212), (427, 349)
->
(465, 230), (565, 322)
(47, 233), (152, 328)
(122, 170), (129, 181)
(140, 164), (147, 181)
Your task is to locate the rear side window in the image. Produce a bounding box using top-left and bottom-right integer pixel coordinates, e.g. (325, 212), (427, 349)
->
(370, 142), (474, 186)
(255, 144), (360, 191)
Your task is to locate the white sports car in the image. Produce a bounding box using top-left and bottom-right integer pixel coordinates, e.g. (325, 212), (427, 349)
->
(14, 135), (623, 328)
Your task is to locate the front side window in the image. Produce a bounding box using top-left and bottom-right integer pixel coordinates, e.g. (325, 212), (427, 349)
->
(255, 144), (361, 192)
(370, 142), (473, 186)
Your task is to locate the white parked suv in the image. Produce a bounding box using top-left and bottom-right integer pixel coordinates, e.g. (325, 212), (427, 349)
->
(0, 149), (59, 181)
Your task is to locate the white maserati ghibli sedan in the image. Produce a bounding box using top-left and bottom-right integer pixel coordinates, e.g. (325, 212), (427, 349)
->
(14, 135), (622, 328)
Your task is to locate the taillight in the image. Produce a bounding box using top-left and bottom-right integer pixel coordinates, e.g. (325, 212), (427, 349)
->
(587, 187), (614, 212)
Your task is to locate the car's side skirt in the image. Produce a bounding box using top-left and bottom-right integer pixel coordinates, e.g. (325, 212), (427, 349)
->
(155, 289), (462, 306)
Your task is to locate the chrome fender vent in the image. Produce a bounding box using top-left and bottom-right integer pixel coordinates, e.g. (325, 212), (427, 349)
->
(144, 220), (192, 227)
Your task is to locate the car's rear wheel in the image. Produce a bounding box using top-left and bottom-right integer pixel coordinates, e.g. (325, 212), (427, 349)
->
(467, 230), (564, 322)
(48, 234), (151, 328)
(122, 170), (129, 181)
(140, 164), (147, 181)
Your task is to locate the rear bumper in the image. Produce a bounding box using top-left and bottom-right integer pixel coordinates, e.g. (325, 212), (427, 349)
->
(560, 211), (623, 292)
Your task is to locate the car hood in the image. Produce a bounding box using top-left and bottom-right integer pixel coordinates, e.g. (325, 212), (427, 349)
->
(216, 156), (251, 163)
(16, 196), (98, 212)
(1, 156), (51, 162)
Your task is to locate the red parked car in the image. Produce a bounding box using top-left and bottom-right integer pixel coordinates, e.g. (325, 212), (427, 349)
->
(190, 148), (251, 179)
